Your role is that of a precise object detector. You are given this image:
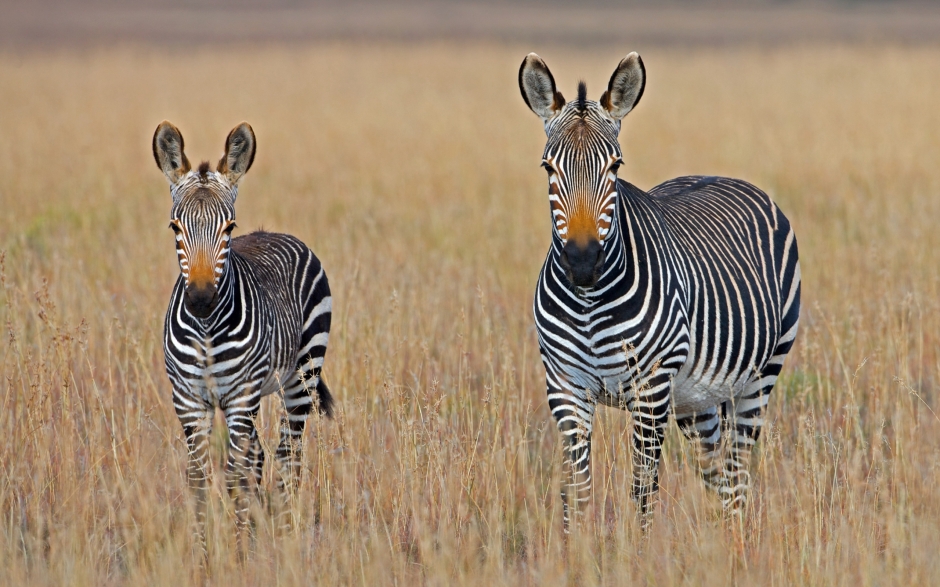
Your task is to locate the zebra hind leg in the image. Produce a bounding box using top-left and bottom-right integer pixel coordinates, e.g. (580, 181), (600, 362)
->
(274, 359), (334, 532)
(719, 252), (800, 518)
(722, 274), (799, 519)
(221, 393), (263, 559)
(675, 406), (723, 496)
(721, 376), (774, 517)
(274, 376), (312, 532)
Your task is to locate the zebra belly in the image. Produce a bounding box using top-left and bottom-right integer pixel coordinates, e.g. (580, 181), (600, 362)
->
(670, 376), (744, 414)
(552, 352), (740, 414)
(669, 338), (764, 414)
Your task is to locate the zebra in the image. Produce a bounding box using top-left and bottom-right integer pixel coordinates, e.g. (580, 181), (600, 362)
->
(518, 53), (801, 531)
(153, 121), (334, 552)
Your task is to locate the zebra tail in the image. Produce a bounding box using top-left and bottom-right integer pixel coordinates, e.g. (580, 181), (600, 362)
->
(316, 377), (335, 419)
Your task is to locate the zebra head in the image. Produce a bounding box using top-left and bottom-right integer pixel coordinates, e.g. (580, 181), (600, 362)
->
(153, 121), (256, 318)
(519, 52), (645, 288)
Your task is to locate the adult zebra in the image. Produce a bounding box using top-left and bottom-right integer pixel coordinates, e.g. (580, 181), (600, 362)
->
(153, 122), (333, 552)
(518, 53), (801, 530)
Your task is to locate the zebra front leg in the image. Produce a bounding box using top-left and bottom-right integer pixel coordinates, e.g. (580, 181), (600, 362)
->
(221, 392), (263, 558)
(174, 391), (214, 561)
(675, 407), (723, 494)
(629, 373), (671, 530)
(549, 385), (596, 533)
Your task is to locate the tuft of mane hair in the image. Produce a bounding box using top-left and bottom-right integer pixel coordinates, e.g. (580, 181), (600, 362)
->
(577, 81), (587, 113)
(197, 161), (210, 180)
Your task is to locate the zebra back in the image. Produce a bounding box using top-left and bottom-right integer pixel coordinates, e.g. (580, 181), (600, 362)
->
(230, 230), (334, 413)
(649, 176), (800, 395)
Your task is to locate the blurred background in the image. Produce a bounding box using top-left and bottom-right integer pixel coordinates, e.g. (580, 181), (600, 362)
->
(4, 0), (940, 47)
(3, 1), (940, 585)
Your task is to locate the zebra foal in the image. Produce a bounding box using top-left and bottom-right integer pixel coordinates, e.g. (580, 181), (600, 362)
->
(519, 53), (801, 531)
(153, 121), (333, 552)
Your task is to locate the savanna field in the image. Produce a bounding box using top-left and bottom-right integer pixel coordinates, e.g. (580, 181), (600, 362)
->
(2, 42), (940, 585)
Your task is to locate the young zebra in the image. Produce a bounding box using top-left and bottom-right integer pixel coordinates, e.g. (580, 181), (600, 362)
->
(153, 121), (333, 551)
(519, 53), (801, 531)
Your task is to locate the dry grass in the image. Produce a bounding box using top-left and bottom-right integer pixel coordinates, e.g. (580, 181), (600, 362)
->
(2, 42), (940, 585)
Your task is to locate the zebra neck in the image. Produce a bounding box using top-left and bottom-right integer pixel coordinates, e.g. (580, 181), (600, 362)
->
(212, 254), (243, 324)
(596, 211), (630, 294)
(546, 186), (642, 303)
(548, 228), (629, 303)
(216, 255), (238, 303)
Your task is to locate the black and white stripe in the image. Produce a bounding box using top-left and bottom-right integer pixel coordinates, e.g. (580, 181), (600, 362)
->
(154, 121), (333, 552)
(520, 53), (800, 530)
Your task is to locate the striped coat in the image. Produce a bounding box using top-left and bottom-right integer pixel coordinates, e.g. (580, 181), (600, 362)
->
(154, 121), (333, 555)
(520, 52), (800, 529)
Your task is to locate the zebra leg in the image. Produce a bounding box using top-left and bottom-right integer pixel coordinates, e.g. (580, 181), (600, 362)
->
(675, 406), (723, 494)
(721, 378), (773, 516)
(549, 382), (596, 533)
(722, 264), (798, 517)
(629, 373), (672, 529)
(221, 392), (263, 557)
(174, 390), (214, 559)
(274, 368), (316, 532)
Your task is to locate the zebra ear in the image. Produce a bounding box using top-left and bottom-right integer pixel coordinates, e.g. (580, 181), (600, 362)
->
(600, 52), (646, 120)
(217, 122), (256, 184)
(519, 53), (566, 124)
(152, 121), (191, 184)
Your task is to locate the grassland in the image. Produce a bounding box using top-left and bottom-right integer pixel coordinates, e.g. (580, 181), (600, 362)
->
(1, 42), (940, 585)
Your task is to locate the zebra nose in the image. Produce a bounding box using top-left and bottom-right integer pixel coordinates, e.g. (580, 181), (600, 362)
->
(184, 283), (219, 319)
(560, 240), (604, 287)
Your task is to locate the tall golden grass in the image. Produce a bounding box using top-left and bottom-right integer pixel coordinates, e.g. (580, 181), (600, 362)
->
(2, 42), (940, 585)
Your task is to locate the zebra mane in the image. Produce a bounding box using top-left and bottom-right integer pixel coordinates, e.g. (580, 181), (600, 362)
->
(198, 161), (211, 181)
(577, 81), (587, 113)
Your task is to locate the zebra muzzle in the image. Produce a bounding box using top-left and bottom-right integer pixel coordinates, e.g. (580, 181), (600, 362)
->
(184, 283), (220, 318)
(560, 240), (605, 287)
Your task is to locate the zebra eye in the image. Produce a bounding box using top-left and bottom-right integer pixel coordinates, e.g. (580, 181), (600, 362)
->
(224, 222), (237, 234)
(542, 162), (555, 175)
(169, 221), (181, 234)
(609, 159), (623, 174)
